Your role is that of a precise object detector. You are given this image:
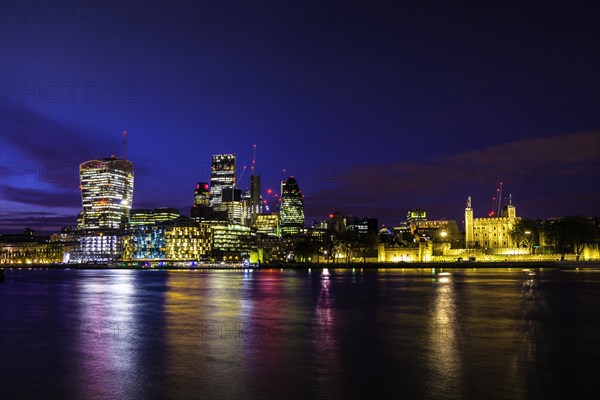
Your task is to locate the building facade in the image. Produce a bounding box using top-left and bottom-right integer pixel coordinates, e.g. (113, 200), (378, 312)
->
(122, 219), (213, 261)
(465, 195), (519, 249)
(78, 157), (134, 229)
(280, 176), (304, 236)
(210, 154), (236, 207)
(209, 222), (256, 260)
(129, 208), (180, 226)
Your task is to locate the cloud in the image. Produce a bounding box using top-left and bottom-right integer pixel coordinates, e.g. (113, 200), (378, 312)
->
(1, 104), (117, 164)
(0, 213), (77, 231)
(306, 130), (600, 224)
(1, 184), (80, 208)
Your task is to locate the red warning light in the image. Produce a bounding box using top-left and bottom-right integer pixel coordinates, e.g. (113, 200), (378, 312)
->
(329, 213), (334, 219)
(204, 184), (209, 190)
(267, 189), (273, 194)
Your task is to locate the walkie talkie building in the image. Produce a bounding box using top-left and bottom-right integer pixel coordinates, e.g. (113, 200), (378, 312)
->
(78, 157), (134, 229)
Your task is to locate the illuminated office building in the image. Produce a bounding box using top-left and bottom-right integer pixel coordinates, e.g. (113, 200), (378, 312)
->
(407, 208), (427, 223)
(221, 188), (244, 224)
(280, 176), (304, 236)
(190, 182), (227, 221)
(78, 157), (134, 229)
(70, 231), (124, 263)
(209, 222), (256, 260)
(193, 182), (211, 206)
(129, 208), (180, 226)
(255, 213), (280, 237)
(122, 219), (213, 261)
(210, 154), (236, 207)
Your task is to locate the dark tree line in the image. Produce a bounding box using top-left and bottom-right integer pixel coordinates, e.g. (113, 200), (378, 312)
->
(511, 216), (600, 260)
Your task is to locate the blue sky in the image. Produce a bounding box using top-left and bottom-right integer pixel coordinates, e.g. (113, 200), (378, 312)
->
(1, 1), (599, 231)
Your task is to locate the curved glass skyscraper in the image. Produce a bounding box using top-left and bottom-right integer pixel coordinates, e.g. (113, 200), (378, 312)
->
(280, 176), (304, 236)
(78, 157), (134, 229)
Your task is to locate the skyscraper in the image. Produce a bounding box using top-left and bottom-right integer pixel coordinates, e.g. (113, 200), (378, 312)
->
(193, 182), (211, 207)
(210, 154), (236, 207)
(78, 157), (134, 229)
(190, 182), (227, 222)
(280, 176), (304, 236)
(247, 175), (262, 225)
(221, 188), (243, 224)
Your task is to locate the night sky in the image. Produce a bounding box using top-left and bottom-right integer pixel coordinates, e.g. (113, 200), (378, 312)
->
(1, 1), (599, 232)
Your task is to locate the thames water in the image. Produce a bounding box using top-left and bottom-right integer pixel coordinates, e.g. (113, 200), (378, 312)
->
(0, 267), (598, 399)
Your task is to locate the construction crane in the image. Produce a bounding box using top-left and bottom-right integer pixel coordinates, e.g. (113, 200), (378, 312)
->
(238, 165), (247, 182)
(488, 182), (504, 217)
(123, 130), (127, 160)
(497, 182), (503, 216)
(251, 144), (256, 176)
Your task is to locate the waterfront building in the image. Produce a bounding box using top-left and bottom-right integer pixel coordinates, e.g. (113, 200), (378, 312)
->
(122, 218), (213, 261)
(208, 222), (256, 260)
(163, 221), (213, 260)
(210, 154), (236, 207)
(280, 176), (304, 236)
(129, 208), (180, 226)
(69, 229), (124, 263)
(122, 225), (167, 260)
(78, 157), (134, 230)
(0, 232), (68, 264)
(465, 195), (519, 249)
(255, 213), (280, 237)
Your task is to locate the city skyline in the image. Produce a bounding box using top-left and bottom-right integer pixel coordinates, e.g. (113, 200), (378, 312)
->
(1, 1), (600, 231)
(0, 135), (599, 233)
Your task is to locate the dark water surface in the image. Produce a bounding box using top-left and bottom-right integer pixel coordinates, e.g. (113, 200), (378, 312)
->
(1, 268), (598, 399)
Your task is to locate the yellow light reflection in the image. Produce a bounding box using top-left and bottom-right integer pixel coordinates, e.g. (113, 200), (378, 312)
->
(428, 272), (463, 396)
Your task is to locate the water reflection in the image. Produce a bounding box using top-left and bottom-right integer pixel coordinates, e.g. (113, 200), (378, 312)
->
(313, 269), (341, 396)
(428, 272), (464, 398)
(508, 268), (547, 397)
(75, 271), (140, 400)
(164, 271), (248, 398)
(2, 268), (598, 399)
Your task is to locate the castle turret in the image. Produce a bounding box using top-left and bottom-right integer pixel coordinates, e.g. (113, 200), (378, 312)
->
(465, 196), (474, 248)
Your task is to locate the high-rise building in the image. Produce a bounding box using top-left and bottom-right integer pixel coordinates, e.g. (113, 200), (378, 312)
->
(78, 157), (134, 229)
(194, 182), (211, 207)
(221, 188), (243, 224)
(247, 175), (262, 226)
(280, 176), (304, 236)
(190, 182), (228, 222)
(407, 208), (427, 223)
(210, 154), (236, 207)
